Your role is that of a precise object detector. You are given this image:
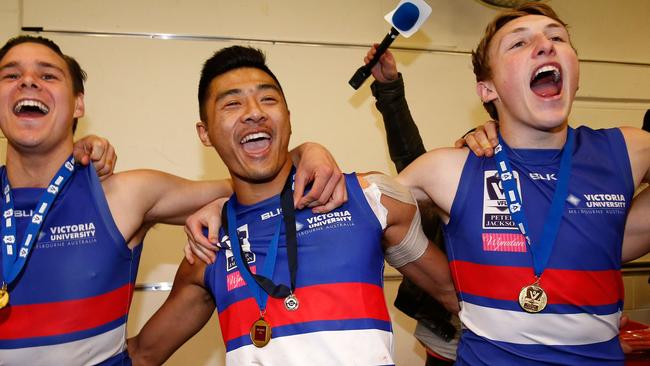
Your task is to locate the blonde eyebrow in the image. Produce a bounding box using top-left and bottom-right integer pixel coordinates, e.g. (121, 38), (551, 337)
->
(498, 21), (565, 49)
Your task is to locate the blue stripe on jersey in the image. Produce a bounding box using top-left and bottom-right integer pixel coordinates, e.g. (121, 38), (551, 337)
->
(457, 330), (623, 366)
(460, 292), (623, 315)
(225, 318), (392, 351)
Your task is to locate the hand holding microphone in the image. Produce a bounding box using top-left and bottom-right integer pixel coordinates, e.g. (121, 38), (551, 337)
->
(364, 45), (398, 83)
(349, 0), (432, 89)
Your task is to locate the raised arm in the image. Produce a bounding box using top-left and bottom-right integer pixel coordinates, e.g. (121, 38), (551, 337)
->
(128, 259), (214, 366)
(367, 46), (426, 172)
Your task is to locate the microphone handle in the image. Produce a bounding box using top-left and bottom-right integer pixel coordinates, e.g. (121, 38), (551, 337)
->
(349, 27), (400, 89)
(367, 27), (400, 71)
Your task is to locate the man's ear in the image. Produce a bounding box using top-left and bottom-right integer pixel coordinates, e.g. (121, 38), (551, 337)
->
(196, 121), (212, 147)
(73, 93), (85, 118)
(287, 109), (292, 137)
(476, 81), (498, 103)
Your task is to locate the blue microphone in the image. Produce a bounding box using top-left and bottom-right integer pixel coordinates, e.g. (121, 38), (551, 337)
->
(349, 1), (428, 90)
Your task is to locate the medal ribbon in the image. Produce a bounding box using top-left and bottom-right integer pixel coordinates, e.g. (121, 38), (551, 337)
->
(1, 156), (75, 287)
(224, 168), (298, 311)
(494, 129), (574, 278)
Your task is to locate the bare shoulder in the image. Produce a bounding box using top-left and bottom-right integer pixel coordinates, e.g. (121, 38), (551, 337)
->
(396, 147), (469, 220)
(101, 169), (167, 194)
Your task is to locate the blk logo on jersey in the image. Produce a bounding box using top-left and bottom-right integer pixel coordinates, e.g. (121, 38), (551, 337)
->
(482, 170), (522, 230)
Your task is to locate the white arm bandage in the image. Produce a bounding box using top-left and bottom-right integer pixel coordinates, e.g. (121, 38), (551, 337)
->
(363, 173), (429, 268)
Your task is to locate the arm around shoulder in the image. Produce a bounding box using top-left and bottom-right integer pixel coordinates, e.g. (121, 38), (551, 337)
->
(104, 169), (233, 227)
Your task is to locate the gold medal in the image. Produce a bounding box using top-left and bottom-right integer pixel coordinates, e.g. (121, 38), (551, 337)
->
(518, 282), (547, 313)
(250, 317), (272, 347)
(0, 283), (8, 309)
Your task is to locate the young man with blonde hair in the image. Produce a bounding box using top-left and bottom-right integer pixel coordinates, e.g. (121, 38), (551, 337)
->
(396, 3), (650, 364)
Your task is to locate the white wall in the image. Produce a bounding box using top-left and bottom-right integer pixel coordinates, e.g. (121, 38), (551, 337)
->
(2, 1), (650, 365)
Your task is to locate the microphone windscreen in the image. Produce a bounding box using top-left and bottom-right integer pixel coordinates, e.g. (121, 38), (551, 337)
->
(643, 109), (650, 132)
(385, 0), (432, 38)
(392, 2), (420, 32)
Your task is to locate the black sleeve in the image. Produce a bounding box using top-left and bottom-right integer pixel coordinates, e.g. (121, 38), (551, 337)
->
(370, 74), (426, 173)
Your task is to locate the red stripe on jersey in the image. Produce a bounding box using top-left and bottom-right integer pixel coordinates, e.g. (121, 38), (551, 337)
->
(218, 282), (389, 343)
(0, 284), (133, 339)
(450, 261), (623, 305)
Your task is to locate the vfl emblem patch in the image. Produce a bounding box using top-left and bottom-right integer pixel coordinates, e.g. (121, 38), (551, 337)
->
(482, 233), (527, 252)
(223, 224), (256, 272)
(482, 170), (522, 230)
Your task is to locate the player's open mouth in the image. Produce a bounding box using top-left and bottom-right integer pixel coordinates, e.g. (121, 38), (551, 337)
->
(530, 64), (562, 98)
(13, 99), (50, 117)
(241, 131), (271, 154)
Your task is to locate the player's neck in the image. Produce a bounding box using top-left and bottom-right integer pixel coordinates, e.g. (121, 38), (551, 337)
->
(5, 144), (74, 188)
(500, 121), (568, 149)
(233, 159), (293, 206)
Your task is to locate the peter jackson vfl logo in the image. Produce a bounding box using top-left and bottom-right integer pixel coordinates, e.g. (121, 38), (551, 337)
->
(221, 224), (256, 292)
(482, 170), (522, 230)
(221, 224), (255, 272)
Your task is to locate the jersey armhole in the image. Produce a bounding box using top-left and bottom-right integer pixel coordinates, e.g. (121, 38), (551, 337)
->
(445, 153), (477, 237)
(608, 128), (635, 200)
(86, 165), (132, 258)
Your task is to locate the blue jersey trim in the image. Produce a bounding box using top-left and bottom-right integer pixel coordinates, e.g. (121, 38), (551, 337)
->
(86, 165), (133, 259)
(460, 292), (622, 315)
(225, 318), (392, 351)
(457, 330), (623, 366)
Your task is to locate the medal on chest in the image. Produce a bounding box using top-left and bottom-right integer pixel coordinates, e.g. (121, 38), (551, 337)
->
(518, 279), (548, 313)
(224, 169), (300, 347)
(495, 130), (575, 313)
(0, 283), (8, 309)
(1, 156), (75, 309)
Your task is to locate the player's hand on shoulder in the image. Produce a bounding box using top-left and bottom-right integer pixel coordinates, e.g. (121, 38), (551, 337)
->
(184, 198), (228, 265)
(292, 142), (347, 213)
(73, 134), (117, 180)
(454, 120), (499, 157)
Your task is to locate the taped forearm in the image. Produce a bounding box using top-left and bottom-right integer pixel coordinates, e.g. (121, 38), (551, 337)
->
(371, 74), (426, 172)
